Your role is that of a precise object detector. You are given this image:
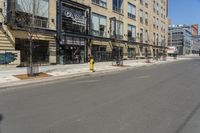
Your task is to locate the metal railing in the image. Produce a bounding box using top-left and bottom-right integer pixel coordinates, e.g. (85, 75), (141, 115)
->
(128, 13), (136, 20)
(113, 6), (124, 14)
(92, 0), (107, 8)
(92, 30), (107, 37)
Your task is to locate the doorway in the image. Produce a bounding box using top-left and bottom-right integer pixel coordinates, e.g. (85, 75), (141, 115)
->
(62, 45), (85, 64)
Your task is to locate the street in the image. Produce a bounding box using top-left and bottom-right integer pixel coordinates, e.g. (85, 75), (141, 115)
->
(1, 58), (200, 133)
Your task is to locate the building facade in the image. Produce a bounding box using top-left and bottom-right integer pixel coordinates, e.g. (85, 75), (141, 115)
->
(1, 0), (169, 66)
(168, 24), (199, 55)
(57, 0), (169, 64)
(0, 0), (57, 66)
(191, 35), (200, 54)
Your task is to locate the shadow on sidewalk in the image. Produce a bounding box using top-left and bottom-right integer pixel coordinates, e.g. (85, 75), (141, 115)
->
(0, 114), (3, 133)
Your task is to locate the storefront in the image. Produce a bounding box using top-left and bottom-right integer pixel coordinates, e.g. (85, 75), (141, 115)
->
(57, 0), (91, 64)
(15, 39), (49, 66)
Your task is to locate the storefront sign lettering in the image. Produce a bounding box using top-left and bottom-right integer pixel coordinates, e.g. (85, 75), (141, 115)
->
(63, 7), (86, 25)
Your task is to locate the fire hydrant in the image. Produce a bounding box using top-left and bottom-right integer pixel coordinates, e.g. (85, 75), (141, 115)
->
(89, 57), (95, 72)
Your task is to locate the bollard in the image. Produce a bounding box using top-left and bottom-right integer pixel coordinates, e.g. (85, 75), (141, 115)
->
(89, 57), (95, 72)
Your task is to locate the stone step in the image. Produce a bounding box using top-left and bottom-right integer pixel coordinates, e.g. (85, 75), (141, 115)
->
(0, 43), (13, 47)
(0, 29), (15, 51)
(0, 37), (9, 41)
(0, 40), (11, 44)
(0, 47), (15, 50)
(0, 33), (6, 37)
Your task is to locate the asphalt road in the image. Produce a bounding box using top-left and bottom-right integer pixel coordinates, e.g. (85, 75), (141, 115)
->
(1, 58), (200, 133)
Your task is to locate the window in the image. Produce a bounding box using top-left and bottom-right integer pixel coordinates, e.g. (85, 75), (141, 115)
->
(139, 9), (143, 23)
(140, 0), (144, 5)
(153, 16), (156, 28)
(128, 24), (136, 40)
(153, 33), (156, 45)
(16, 0), (49, 18)
(128, 3), (136, 20)
(140, 28), (143, 43)
(144, 12), (148, 25)
(116, 21), (123, 38)
(156, 18), (159, 30)
(144, 30), (148, 43)
(153, 1), (156, 13)
(92, 13), (107, 37)
(157, 33), (159, 45)
(110, 19), (123, 39)
(92, 0), (107, 8)
(112, 0), (124, 14)
(144, 0), (148, 7)
(15, 0), (49, 28)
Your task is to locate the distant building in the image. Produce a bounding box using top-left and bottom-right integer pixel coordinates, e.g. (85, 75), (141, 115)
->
(168, 24), (200, 55)
(191, 24), (199, 36)
(168, 25), (193, 55)
(191, 35), (200, 54)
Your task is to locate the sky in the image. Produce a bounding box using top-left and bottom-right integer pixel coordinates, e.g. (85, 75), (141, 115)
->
(168, 0), (200, 25)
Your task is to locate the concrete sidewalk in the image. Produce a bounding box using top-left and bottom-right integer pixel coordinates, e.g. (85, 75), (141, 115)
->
(0, 57), (191, 89)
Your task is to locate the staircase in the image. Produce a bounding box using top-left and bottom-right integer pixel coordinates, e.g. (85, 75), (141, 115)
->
(0, 27), (15, 51)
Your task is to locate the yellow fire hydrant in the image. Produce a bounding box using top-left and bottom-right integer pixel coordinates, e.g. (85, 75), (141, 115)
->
(89, 57), (95, 72)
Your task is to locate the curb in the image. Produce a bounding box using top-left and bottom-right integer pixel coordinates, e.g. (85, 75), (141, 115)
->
(0, 58), (191, 91)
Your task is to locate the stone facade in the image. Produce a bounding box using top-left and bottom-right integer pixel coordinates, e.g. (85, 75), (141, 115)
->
(72, 0), (168, 59)
(0, 0), (57, 65)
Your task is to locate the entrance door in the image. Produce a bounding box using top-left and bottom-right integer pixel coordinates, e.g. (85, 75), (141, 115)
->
(63, 45), (85, 64)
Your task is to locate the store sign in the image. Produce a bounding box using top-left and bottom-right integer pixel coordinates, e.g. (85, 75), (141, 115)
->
(63, 7), (86, 25)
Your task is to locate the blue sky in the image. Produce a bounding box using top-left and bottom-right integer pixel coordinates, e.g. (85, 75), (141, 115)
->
(169, 0), (200, 25)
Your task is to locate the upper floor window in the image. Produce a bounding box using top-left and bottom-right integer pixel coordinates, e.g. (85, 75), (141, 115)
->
(144, 0), (148, 7)
(139, 9), (143, 24)
(140, 0), (144, 5)
(112, 0), (124, 14)
(128, 3), (136, 20)
(128, 24), (136, 40)
(144, 12), (148, 25)
(15, 0), (49, 28)
(110, 19), (123, 39)
(92, 13), (107, 37)
(92, 0), (107, 8)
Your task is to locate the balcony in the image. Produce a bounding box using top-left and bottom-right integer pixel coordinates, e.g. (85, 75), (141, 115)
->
(128, 37), (135, 42)
(14, 11), (49, 29)
(128, 13), (136, 20)
(111, 34), (123, 40)
(113, 6), (124, 15)
(92, 0), (107, 8)
(34, 18), (48, 28)
(92, 30), (107, 37)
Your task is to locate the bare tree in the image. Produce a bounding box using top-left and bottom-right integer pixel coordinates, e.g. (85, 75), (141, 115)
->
(9, 0), (49, 76)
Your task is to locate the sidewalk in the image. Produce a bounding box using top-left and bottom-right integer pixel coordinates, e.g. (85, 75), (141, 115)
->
(0, 57), (191, 89)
